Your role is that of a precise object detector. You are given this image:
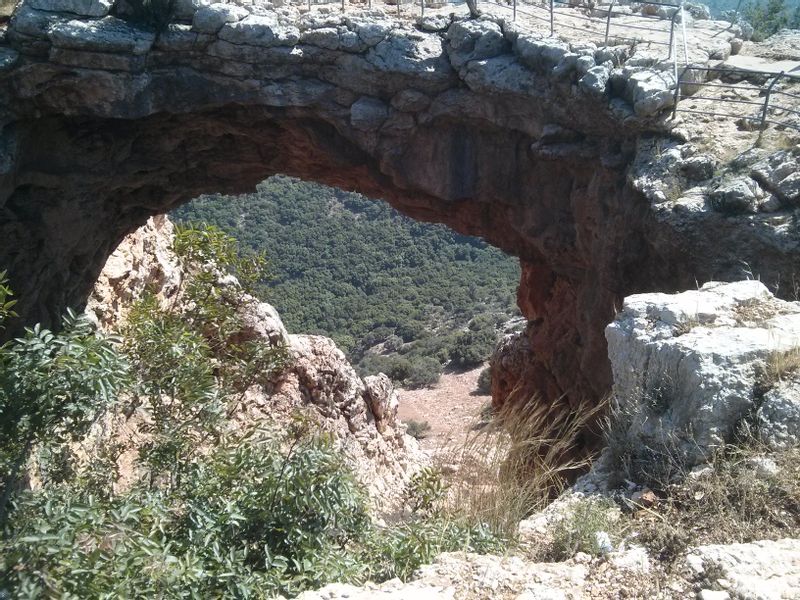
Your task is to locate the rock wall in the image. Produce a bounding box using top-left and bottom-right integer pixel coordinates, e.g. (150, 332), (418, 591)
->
(87, 216), (423, 508)
(0, 0), (797, 415)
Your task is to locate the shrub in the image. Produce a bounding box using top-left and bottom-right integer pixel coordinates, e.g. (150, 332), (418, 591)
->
(450, 326), (496, 367)
(743, 0), (795, 40)
(544, 498), (619, 561)
(405, 356), (441, 388)
(364, 519), (506, 582)
(476, 367), (492, 394)
(0, 311), (127, 525)
(406, 419), (432, 440)
(404, 467), (448, 515)
(0, 430), (371, 598)
(0, 270), (16, 334)
(121, 224), (287, 489)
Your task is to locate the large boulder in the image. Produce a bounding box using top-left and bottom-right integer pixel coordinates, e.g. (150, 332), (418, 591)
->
(606, 280), (800, 469)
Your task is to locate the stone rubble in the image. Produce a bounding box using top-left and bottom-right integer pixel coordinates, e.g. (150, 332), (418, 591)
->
(686, 539), (800, 600)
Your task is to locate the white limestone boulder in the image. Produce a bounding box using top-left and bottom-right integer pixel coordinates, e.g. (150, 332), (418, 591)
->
(606, 280), (800, 466)
(192, 3), (248, 34)
(48, 16), (156, 54)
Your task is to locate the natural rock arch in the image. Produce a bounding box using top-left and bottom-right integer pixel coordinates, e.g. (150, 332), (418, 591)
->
(0, 1), (797, 409)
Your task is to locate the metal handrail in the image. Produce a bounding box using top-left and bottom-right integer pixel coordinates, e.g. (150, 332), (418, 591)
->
(295, 0), (800, 137)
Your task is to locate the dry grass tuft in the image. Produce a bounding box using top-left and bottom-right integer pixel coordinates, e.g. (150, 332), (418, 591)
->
(618, 441), (800, 569)
(762, 346), (800, 389)
(435, 395), (607, 539)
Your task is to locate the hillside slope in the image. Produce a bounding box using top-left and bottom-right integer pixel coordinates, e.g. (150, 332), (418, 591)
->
(172, 176), (521, 386)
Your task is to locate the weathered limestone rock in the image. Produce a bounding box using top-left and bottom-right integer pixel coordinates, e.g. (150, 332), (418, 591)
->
(751, 149), (800, 207)
(273, 333), (422, 505)
(685, 539), (800, 600)
(710, 177), (762, 214)
(363, 373), (399, 433)
(173, 0), (213, 21)
(625, 70), (676, 116)
(759, 375), (800, 450)
(48, 17), (156, 54)
(86, 215), (181, 329)
(88, 217), (423, 509)
(192, 3), (249, 34)
(606, 280), (800, 466)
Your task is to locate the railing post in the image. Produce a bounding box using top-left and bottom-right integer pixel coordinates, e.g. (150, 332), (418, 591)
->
(341, 0), (345, 12)
(368, 0), (371, 8)
(397, 0), (400, 17)
(513, 0), (516, 21)
(680, 1), (689, 66)
(604, 1), (615, 46)
(667, 11), (677, 61)
(671, 67), (684, 119)
(759, 71), (783, 139)
(421, 0), (424, 18)
(549, 0), (554, 35)
(308, 0), (311, 11)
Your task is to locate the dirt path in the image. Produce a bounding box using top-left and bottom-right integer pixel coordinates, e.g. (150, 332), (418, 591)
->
(397, 364), (490, 455)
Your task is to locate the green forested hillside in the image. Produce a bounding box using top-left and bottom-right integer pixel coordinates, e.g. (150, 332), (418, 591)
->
(172, 176), (521, 387)
(700, 0), (799, 38)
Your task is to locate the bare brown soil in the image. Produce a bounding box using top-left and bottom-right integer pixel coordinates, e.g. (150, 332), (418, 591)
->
(397, 364), (490, 454)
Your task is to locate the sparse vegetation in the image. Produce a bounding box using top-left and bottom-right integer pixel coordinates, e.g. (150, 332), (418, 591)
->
(406, 419), (433, 440)
(762, 346), (800, 389)
(632, 443), (800, 565)
(477, 366), (492, 394)
(438, 395), (607, 539)
(544, 497), (619, 561)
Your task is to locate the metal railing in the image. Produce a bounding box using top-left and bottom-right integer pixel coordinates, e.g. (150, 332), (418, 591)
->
(292, 0), (800, 136)
(672, 66), (800, 135)
(296, 0), (689, 62)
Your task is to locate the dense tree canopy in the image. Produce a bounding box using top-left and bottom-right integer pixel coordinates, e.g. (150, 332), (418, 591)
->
(172, 176), (521, 387)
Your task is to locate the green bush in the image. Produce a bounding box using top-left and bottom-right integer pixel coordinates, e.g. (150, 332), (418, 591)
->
(743, 0), (800, 40)
(406, 419), (432, 440)
(450, 325), (497, 367)
(405, 356), (441, 388)
(365, 519), (506, 582)
(0, 311), (127, 525)
(0, 431), (371, 598)
(477, 367), (492, 394)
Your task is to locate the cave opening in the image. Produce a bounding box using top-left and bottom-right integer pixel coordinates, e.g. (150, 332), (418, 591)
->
(0, 105), (639, 415)
(169, 173), (524, 450)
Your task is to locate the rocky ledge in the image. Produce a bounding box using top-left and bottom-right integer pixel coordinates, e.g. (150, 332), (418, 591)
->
(0, 0), (797, 415)
(87, 216), (424, 509)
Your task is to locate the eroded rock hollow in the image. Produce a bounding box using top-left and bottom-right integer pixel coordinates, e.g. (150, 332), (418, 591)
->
(0, 0), (798, 412)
